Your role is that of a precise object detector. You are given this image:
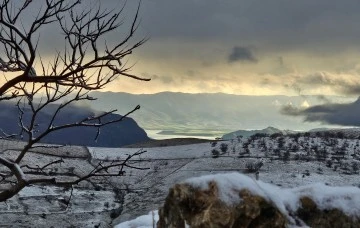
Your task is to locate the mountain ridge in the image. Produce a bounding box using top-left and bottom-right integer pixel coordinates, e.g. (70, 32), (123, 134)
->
(222, 126), (296, 139)
(0, 101), (149, 147)
(89, 91), (355, 133)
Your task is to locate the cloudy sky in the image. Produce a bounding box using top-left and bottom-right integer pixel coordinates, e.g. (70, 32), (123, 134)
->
(3, 0), (360, 128)
(9, 0), (360, 97)
(101, 0), (360, 96)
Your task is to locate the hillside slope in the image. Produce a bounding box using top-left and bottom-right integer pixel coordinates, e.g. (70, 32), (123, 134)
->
(222, 126), (289, 139)
(89, 91), (354, 133)
(0, 101), (149, 147)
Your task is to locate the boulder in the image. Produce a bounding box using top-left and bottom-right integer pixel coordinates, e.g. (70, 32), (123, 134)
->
(297, 196), (360, 228)
(157, 173), (360, 228)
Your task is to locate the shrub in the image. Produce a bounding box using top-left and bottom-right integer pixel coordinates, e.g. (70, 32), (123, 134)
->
(245, 160), (263, 173)
(211, 149), (220, 158)
(220, 143), (228, 154)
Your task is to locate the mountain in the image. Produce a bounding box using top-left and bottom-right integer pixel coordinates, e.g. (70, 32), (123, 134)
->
(222, 126), (292, 139)
(223, 126), (360, 140)
(309, 127), (360, 139)
(0, 101), (149, 147)
(88, 91), (354, 135)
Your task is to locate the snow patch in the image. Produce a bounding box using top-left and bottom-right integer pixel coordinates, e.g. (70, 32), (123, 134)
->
(184, 172), (268, 205)
(293, 183), (360, 216)
(185, 172), (360, 217)
(115, 173), (360, 227)
(19, 186), (58, 197)
(114, 210), (159, 228)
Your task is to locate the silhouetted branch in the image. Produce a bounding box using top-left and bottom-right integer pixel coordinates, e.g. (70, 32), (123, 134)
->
(0, 0), (149, 202)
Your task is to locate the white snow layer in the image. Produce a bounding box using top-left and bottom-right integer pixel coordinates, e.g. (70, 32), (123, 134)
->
(185, 173), (360, 217)
(116, 172), (360, 227)
(89, 143), (212, 160)
(114, 210), (159, 228)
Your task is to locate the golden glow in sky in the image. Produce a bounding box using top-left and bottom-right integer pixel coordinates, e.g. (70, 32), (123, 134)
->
(4, 0), (360, 97)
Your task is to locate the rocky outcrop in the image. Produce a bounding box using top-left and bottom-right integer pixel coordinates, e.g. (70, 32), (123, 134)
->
(297, 196), (360, 228)
(157, 182), (286, 228)
(157, 173), (360, 228)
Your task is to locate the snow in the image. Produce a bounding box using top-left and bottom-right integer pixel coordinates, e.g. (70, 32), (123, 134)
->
(293, 183), (360, 216)
(2, 134), (359, 226)
(89, 142), (212, 160)
(118, 172), (360, 227)
(19, 186), (58, 197)
(186, 172), (360, 220)
(114, 210), (159, 228)
(115, 210), (190, 228)
(185, 173), (296, 216)
(92, 135), (360, 226)
(185, 172), (267, 205)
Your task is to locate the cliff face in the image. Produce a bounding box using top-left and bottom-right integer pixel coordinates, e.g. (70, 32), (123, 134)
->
(157, 173), (360, 228)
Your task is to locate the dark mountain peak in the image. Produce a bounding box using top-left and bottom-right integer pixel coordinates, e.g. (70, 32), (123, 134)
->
(0, 102), (149, 147)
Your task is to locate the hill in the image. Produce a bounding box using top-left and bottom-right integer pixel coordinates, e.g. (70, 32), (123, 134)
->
(89, 91), (354, 135)
(222, 126), (291, 139)
(0, 101), (149, 147)
(2, 130), (360, 226)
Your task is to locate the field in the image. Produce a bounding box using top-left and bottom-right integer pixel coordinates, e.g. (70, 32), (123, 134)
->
(1, 133), (360, 227)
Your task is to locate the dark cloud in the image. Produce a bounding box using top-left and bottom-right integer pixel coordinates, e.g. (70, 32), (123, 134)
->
(228, 46), (257, 63)
(280, 104), (303, 116)
(287, 72), (360, 96)
(15, 0), (360, 59)
(316, 95), (332, 103)
(142, 73), (174, 84)
(137, 0), (360, 54)
(16, 1), (360, 67)
(10, 1), (141, 57)
(281, 98), (360, 126)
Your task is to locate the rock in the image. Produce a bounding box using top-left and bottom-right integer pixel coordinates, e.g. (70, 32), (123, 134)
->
(157, 181), (286, 228)
(157, 173), (360, 228)
(297, 196), (360, 228)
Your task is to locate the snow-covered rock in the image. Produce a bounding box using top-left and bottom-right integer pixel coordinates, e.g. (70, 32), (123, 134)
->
(156, 173), (360, 228)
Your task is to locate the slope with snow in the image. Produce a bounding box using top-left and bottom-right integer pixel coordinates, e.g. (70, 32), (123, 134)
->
(108, 134), (360, 226)
(2, 133), (360, 227)
(116, 173), (360, 228)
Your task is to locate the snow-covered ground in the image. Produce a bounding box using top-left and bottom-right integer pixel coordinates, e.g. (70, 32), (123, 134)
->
(88, 143), (212, 160)
(116, 172), (360, 228)
(105, 134), (360, 227)
(115, 210), (159, 228)
(2, 134), (360, 227)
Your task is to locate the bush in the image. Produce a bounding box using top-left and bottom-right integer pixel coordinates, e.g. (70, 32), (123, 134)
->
(211, 149), (220, 158)
(352, 162), (359, 173)
(220, 143), (228, 154)
(282, 150), (290, 162)
(245, 160), (263, 173)
(326, 159), (333, 168)
(270, 132), (283, 139)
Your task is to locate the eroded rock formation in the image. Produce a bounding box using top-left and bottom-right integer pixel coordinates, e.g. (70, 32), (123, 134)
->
(157, 173), (360, 228)
(157, 181), (286, 228)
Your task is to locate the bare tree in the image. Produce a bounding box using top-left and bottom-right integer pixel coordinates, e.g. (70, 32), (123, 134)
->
(0, 0), (150, 201)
